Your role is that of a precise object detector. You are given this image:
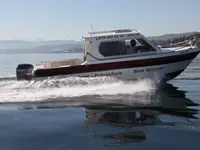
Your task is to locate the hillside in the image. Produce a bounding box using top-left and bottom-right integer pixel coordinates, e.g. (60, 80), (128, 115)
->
(0, 40), (83, 53)
(147, 32), (200, 41)
(0, 31), (200, 53)
(149, 32), (200, 47)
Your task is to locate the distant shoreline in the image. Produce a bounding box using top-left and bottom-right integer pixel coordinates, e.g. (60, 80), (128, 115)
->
(0, 31), (199, 53)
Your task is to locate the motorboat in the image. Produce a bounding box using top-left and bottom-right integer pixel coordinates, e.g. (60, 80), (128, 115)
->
(16, 29), (200, 81)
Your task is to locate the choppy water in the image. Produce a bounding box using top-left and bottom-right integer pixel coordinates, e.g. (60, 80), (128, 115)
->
(0, 53), (200, 150)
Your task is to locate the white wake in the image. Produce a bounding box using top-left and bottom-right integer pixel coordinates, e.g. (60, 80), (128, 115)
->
(0, 76), (156, 103)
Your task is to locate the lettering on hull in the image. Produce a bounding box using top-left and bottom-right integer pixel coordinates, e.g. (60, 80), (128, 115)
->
(78, 71), (123, 78)
(133, 66), (164, 74)
(78, 66), (164, 78)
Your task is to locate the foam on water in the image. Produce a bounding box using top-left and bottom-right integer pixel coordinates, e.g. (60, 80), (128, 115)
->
(0, 76), (156, 103)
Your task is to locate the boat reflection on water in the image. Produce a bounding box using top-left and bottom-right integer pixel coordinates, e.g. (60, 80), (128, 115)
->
(17, 83), (199, 148)
(82, 83), (199, 147)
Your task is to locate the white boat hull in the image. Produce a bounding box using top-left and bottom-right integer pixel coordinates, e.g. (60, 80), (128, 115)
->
(74, 58), (193, 81)
(31, 58), (193, 84)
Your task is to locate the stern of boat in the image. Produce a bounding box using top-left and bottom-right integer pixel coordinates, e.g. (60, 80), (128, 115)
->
(16, 58), (84, 81)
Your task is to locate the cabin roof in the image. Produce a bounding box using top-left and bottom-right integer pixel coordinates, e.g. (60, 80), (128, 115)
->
(83, 29), (141, 39)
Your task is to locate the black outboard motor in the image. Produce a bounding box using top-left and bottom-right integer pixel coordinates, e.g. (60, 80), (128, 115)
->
(16, 64), (34, 81)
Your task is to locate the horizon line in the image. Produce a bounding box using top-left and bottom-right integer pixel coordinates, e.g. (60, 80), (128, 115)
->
(0, 30), (199, 41)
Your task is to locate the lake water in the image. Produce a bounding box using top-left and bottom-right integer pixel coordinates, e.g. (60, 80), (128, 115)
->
(0, 53), (199, 150)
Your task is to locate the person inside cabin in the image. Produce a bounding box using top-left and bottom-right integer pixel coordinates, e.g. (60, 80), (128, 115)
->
(126, 39), (137, 54)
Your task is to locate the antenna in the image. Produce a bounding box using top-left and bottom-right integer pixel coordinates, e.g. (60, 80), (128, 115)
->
(90, 25), (93, 32)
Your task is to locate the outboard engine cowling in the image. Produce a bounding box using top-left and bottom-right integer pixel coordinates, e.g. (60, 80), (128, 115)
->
(16, 64), (34, 81)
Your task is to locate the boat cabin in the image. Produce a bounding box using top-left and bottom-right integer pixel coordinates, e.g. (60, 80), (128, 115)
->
(34, 29), (160, 69)
(83, 29), (160, 62)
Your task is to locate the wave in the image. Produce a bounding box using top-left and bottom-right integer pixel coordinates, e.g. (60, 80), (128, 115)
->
(0, 76), (156, 104)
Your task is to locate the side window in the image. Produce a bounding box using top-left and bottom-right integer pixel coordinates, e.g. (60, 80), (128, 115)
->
(125, 39), (156, 54)
(136, 39), (155, 52)
(99, 38), (156, 57)
(84, 40), (92, 60)
(99, 41), (126, 57)
(84, 40), (92, 53)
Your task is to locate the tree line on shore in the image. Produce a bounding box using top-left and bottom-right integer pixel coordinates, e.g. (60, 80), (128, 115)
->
(151, 33), (200, 47)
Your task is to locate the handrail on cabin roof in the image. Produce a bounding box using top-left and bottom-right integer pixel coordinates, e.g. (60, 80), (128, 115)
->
(88, 29), (138, 35)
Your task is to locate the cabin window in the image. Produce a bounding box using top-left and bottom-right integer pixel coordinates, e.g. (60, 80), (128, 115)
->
(99, 38), (155, 57)
(84, 40), (92, 60)
(99, 41), (126, 57)
(84, 40), (92, 53)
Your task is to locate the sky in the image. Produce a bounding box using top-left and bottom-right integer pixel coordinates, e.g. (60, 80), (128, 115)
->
(0, 0), (200, 41)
